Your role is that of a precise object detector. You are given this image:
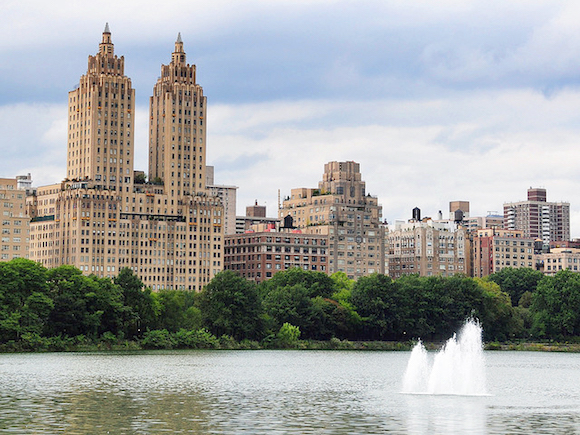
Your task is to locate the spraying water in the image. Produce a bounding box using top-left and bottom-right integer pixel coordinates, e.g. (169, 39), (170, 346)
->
(401, 319), (487, 396)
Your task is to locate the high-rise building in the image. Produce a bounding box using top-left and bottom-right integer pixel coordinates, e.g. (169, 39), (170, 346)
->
(148, 33), (206, 196)
(66, 23), (135, 191)
(28, 25), (223, 291)
(504, 188), (570, 246)
(279, 161), (384, 279)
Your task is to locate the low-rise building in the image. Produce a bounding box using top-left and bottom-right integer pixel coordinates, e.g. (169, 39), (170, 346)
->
(224, 228), (328, 283)
(386, 219), (469, 278)
(0, 176), (30, 261)
(536, 248), (580, 276)
(472, 228), (537, 277)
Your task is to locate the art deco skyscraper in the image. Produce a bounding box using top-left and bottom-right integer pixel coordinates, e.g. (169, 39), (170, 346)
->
(67, 23), (135, 191)
(149, 34), (207, 197)
(29, 26), (224, 291)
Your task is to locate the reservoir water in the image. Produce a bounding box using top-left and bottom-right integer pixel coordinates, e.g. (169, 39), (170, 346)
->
(0, 350), (579, 434)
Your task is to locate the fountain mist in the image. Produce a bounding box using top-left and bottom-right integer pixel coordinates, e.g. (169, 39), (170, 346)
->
(401, 319), (487, 396)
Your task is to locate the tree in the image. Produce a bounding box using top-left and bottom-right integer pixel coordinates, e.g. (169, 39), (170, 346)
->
(197, 271), (264, 341)
(0, 259), (49, 342)
(488, 268), (544, 306)
(350, 274), (408, 340)
(45, 266), (124, 339)
(261, 283), (312, 335)
(153, 290), (188, 332)
(114, 268), (157, 338)
(474, 278), (520, 341)
(260, 268), (335, 299)
(531, 270), (580, 338)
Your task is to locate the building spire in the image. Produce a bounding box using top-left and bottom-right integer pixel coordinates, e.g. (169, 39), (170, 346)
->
(172, 33), (186, 65)
(99, 23), (113, 55)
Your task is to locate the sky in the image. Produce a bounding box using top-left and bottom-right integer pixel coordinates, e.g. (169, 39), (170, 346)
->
(3, 0), (580, 236)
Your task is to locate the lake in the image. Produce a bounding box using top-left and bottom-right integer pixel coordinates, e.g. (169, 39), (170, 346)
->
(0, 350), (579, 434)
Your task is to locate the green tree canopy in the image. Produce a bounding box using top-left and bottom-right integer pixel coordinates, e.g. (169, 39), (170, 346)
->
(531, 270), (580, 338)
(197, 270), (264, 341)
(260, 268), (335, 299)
(488, 267), (544, 306)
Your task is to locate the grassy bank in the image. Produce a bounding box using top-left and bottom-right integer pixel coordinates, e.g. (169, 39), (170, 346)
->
(3, 333), (580, 353)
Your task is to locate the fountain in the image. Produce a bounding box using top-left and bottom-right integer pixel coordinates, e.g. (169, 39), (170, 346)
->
(401, 319), (487, 396)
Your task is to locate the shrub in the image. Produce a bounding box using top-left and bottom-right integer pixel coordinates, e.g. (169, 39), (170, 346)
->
(141, 329), (175, 349)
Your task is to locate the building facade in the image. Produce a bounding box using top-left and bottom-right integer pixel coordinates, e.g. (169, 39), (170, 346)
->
(536, 248), (580, 276)
(504, 188), (570, 246)
(0, 177), (30, 261)
(206, 166), (238, 235)
(28, 26), (223, 291)
(386, 220), (469, 279)
(472, 228), (536, 278)
(224, 229), (328, 283)
(279, 161), (384, 279)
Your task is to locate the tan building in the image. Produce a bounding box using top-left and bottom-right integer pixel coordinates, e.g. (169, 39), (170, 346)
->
(279, 161), (384, 279)
(224, 228), (328, 283)
(386, 220), (469, 278)
(472, 228), (536, 278)
(28, 25), (223, 291)
(206, 166), (238, 235)
(0, 177), (30, 261)
(462, 214), (503, 233)
(537, 248), (580, 276)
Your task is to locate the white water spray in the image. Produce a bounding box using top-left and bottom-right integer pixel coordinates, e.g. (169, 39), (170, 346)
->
(401, 319), (487, 396)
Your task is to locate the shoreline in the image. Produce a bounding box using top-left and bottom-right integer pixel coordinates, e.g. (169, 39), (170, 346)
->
(3, 339), (580, 353)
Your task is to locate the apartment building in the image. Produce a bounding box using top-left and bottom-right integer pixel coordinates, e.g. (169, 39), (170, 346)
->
(472, 228), (537, 277)
(504, 188), (570, 246)
(536, 248), (580, 276)
(28, 25), (223, 291)
(0, 177), (30, 261)
(386, 219), (469, 278)
(224, 228), (328, 283)
(279, 161), (384, 279)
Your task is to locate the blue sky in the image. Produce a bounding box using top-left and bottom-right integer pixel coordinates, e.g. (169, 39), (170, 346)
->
(3, 0), (580, 235)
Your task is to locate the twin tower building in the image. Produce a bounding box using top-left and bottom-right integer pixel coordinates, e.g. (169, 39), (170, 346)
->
(27, 25), (223, 291)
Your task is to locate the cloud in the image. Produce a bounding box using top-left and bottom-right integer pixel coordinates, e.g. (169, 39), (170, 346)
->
(207, 89), (580, 236)
(3, 0), (580, 240)
(0, 103), (66, 185)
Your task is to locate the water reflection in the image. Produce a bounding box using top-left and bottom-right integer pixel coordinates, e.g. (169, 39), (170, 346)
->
(404, 395), (486, 434)
(0, 351), (579, 433)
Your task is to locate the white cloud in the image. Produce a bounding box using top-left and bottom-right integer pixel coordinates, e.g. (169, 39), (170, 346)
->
(0, 103), (66, 185)
(208, 89), (580, 236)
(2, 0), (580, 241)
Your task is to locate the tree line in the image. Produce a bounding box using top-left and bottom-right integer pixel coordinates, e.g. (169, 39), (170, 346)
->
(0, 258), (578, 351)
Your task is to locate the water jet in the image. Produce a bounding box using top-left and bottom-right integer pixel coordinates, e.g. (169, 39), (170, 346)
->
(402, 319), (487, 396)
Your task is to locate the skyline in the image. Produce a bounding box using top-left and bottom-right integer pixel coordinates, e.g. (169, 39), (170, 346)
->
(3, 1), (580, 236)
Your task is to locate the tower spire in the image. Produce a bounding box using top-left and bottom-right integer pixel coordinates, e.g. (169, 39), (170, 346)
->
(100, 23), (113, 55)
(172, 33), (186, 65)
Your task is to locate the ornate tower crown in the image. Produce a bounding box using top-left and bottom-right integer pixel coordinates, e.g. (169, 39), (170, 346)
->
(99, 23), (114, 56)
